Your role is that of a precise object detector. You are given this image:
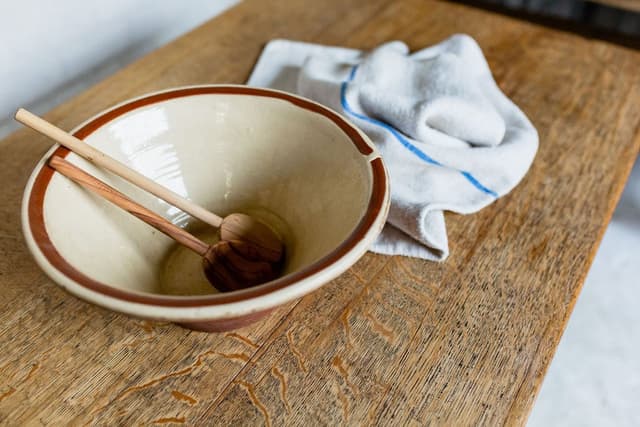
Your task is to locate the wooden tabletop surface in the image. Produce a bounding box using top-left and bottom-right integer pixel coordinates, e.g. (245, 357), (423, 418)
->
(2, 0), (640, 425)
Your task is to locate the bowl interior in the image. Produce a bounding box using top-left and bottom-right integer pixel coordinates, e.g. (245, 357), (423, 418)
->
(40, 92), (373, 296)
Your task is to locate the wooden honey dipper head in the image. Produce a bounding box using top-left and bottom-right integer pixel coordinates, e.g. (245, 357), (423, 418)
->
(218, 214), (283, 264)
(203, 240), (284, 292)
(213, 215), (285, 290)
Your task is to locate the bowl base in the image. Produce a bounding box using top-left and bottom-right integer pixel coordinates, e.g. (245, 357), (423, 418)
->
(176, 308), (274, 332)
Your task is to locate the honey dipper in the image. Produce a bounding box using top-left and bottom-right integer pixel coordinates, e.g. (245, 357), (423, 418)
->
(48, 155), (280, 292)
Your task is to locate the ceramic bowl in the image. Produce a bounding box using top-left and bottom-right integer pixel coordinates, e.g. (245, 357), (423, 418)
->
(22, 85), (389, 331)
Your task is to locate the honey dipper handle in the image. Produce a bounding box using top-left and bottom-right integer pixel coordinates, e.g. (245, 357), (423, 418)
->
(49, 156), (210, 257)
(15, 108), (224, 228)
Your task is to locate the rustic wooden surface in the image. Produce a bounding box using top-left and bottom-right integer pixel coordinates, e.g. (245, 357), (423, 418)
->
(1, 0), (640, 425)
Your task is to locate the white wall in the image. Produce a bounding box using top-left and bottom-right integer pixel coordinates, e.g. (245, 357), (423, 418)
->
(0, 0), (238, 138)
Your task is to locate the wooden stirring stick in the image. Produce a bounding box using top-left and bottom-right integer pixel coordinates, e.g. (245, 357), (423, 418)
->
(49, 155), (279, 292)
(15, 108), (282, 262)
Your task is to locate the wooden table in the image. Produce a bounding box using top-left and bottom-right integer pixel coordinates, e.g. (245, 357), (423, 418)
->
(1, 0), (639, 425)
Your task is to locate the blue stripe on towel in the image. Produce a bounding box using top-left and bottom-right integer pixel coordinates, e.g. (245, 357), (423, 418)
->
(340, 65), (498, 198)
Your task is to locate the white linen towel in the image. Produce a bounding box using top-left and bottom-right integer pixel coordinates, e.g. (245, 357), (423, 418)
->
(248, 34), (538, 260)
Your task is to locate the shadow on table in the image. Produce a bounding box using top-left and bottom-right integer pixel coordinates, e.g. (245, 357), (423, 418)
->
(448, 0), (640, 50)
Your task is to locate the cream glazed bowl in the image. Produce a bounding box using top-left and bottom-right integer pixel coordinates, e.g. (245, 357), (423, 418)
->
(22, 85), (389, 331)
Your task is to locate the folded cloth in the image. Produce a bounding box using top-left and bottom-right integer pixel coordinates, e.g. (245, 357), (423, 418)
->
(248, 35), (538, 260)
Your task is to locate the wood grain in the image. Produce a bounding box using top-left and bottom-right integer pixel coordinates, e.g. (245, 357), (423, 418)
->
(1, 0), (639, 425)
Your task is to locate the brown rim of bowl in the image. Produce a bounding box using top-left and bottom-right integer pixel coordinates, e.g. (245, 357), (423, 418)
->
(27, 86), (387, 307)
